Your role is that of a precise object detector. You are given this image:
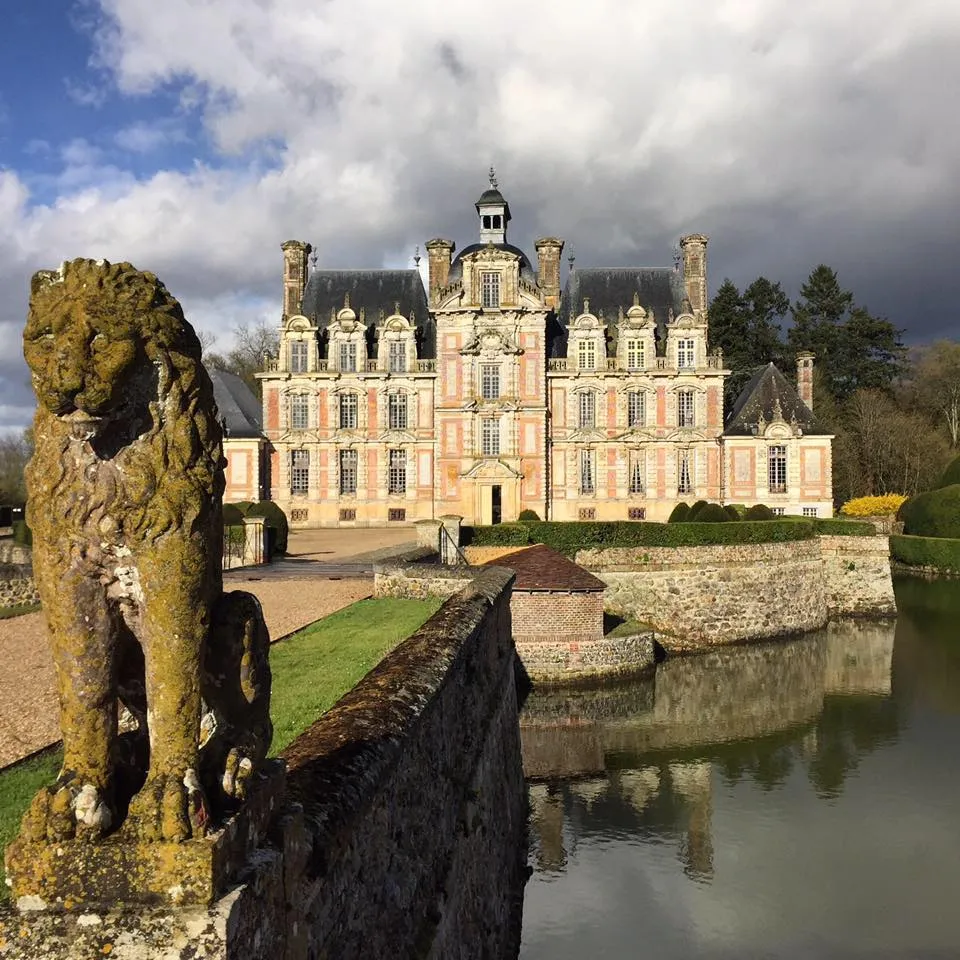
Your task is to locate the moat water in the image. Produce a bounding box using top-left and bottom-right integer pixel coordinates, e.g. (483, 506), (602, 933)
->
(518, 575), (960, 959)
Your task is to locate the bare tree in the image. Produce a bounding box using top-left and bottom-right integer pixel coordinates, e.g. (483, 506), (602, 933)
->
(0, 428), (33, 504)
(202, 321), (279, 399)
(909, 340), (960, 447)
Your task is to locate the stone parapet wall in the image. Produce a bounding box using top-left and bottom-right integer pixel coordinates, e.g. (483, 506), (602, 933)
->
(579, 540), (828, 648)
(0, 541), (31, 565)
(2, 568), (526, 959)
(282, 565), (525, 959)
(373, 561), (476, 599)
(0, 563), (39, 608)
(820, 535), (897, 618)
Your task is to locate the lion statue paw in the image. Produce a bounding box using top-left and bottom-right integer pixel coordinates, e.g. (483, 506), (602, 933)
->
(21, 776), (113, 843)
(126, 769), (209, 842)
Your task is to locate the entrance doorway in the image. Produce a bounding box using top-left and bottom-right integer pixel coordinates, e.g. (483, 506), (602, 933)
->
(491, 485), (502, 525)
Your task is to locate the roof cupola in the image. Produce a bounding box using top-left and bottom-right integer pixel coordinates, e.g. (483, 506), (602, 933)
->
(476, 167), (511, 245)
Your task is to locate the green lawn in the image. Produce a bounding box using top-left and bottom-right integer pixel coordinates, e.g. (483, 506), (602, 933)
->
(0, 595), (441, 898)
(0, 603), (41, 620)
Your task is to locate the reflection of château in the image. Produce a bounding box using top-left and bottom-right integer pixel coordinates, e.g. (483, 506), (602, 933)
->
(523, 622), (897, 881)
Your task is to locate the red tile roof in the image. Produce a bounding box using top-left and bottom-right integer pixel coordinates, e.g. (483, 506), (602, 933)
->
(484, 543), (606, 592)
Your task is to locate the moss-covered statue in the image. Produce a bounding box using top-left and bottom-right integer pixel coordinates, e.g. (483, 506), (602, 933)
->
(19, 258), (272, 844)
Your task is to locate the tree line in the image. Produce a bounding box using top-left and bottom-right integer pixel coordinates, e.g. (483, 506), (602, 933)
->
(709, 264), (957, 503)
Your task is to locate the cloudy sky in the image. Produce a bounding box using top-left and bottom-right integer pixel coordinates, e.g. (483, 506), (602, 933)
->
(1, 0), (958, 431)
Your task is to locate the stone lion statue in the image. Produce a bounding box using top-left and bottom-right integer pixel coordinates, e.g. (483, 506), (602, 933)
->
(19, 258), (272, 844)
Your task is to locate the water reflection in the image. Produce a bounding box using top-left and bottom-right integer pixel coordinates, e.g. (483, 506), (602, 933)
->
(519, 580), (960, 958)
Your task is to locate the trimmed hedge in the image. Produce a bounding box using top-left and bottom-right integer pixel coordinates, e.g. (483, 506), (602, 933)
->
(462, 519), (820, 555)
(900, 484), (960, 539)
(890, 534), (960, 573)
(518, 509), (541, 521)
(668, 503), (691, 523)
(807, 518), (876, 537)
(723, 505), (741, 522)
(12, 520), (31, 547)
(223, 503), (246, 526)
(744, 504), (775, 521)
(687, 500), (710, 520)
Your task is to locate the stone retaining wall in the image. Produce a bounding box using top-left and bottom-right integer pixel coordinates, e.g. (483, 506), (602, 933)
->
(577, 535), (895, 650)
(2, 568), (526, 959)
(0, 541), (31, 565)
(0, 563), (39, 608)
(373, 561), (476, 599)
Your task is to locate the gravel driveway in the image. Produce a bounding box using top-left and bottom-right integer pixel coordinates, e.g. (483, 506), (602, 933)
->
(0, 577), (371, 769)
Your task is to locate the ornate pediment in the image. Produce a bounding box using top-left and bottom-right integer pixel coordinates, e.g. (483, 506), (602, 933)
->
(461, 458), (523, 480)
(461, 328), (522, 356)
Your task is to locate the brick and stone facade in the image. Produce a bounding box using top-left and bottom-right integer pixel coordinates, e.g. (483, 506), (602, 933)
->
(259, 173), (834, 526)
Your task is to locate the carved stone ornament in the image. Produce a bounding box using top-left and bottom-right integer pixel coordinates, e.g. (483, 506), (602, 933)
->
(6, 259), (273, 907)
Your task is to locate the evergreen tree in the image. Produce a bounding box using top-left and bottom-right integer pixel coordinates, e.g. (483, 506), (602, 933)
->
(709, 277), (788, 408)
(788, 265), (904, 402)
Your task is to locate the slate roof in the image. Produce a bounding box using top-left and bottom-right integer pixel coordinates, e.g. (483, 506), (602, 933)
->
(301, 269), (435, 358)
(208, 369), (264, 439)
(485, 544), (606, 592)
(551, 267), (687, 358)
(724, 363), (829, 436)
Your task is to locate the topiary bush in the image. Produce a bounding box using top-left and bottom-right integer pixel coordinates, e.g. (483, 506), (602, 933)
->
(744, 503), (775, 521)
(696, 503), (730, 523)
(233, 500), (255, 515)
(687, 500), (710, 520)
(518, 509), (541, 521)
(245, 500), (290, 554)
(668, 502), (691, 523)
(723, 504), (741, 521)
(900, 484), (960, 539)
(938, 455), (960, 489)
(222, 503), (246, 526)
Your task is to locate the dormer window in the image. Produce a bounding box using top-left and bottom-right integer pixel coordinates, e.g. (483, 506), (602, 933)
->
(626, 339), (645, 371)
(481, 272), (501, 309)
(577, 339), (597, 371)
(389, 341), (406, 373)
(678, 338), (695, 369)
(339, 342), (357, 372)
(291, 341), (308, 373)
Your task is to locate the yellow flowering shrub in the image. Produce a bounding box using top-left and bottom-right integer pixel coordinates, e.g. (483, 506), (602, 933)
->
(840, 494), (908, 517)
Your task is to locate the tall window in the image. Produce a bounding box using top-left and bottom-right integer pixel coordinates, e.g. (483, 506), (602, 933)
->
(388, 393), (408, 430)
(388, 449), (406, 494)
(481, 418), (500, 456)
(677, 389), (695, 428)
(629, 450), (645, 495)
(339, 341), (357, 372)
(768, 445), (788, 493)
(481, 363), (501, 400)
(290, 450), (309, 494)
(580, 449), (595, 494)
(579, 391), (596, 429)
(339, 449), (357, 495)
(577, 339), (597, 371)
(290, 394), (309, 430)
(290, 340), (308, 373)
(339, 393), (358, 430)
(626, 339), (645, 370)
(389, 341), (406, 373)
(678, 449), (693, 495)
(481, 272), (501, 308)
(628, 391), (645, 428)
(677, 338), (695, 368)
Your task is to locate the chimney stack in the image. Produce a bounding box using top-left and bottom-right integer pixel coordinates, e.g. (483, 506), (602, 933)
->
(679, 234), (709, 314)
(796, 352), (815, 411)
(425, 238), (456, 304)
(534, 237), (565, 310)
(281, 240), (311, 318)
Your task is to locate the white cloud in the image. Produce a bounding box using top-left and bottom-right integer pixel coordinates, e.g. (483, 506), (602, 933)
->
(1, 0), (959, 429)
